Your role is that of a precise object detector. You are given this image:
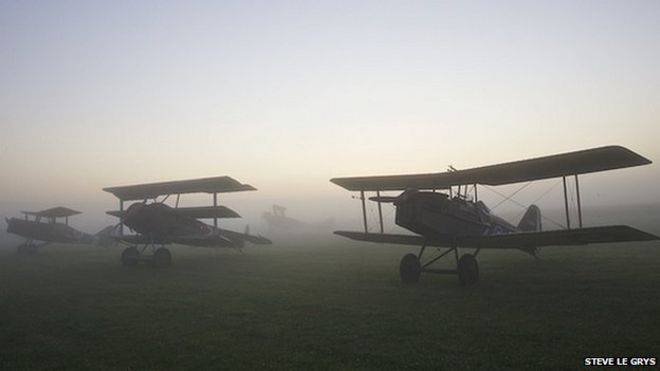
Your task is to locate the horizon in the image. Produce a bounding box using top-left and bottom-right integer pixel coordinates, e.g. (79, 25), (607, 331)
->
(2, 1), (659, 231)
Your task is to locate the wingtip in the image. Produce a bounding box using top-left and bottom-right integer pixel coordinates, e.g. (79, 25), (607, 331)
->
(242, 184), (257, 191)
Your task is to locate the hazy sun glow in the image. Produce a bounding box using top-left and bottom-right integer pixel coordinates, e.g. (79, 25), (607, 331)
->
(2, 1), (659, 229)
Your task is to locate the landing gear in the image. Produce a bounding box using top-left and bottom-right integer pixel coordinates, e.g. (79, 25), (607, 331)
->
(121, 246), (139, 266)
(399, 253), (421, 284)
(408, 243), (480, 286)
(457, 253), (479, 286)
(153, 247), (172, 268)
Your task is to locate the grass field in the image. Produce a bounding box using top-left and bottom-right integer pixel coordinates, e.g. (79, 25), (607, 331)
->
(1, 236), (659, 370)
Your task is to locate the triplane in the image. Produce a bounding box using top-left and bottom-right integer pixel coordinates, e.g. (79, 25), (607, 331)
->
(331, 146), (659, 285)
(103, 176), (271, 267)
(5, 207), (94, 255)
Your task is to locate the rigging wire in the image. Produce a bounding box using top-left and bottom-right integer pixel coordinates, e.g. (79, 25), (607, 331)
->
(490, 181), (533, 210)
(511, 180), (566, 229)
(482, 184), (530, 210)
(484, 180), (566, 229)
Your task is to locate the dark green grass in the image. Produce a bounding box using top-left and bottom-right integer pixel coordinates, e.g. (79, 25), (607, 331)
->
(1, 238), (659, 370)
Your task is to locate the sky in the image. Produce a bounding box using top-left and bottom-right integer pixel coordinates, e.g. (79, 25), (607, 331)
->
(1, 0), (659, 230)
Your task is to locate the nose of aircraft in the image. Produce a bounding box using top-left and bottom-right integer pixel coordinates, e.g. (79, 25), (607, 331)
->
(122, 202), (146, 223)
(395, 188), (419, 205)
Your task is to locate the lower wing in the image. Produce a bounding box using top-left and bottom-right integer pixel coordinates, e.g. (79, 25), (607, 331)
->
(335, 225), (658, 249)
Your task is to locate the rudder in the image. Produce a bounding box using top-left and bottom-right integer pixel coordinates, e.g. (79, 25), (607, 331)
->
(517, 205), (542, 232)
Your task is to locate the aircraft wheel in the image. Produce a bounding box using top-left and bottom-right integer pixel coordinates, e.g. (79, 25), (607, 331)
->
(399, 253), (421, 284)
(121, 247), (139, 267)
(153, 247), (172, 268)
(457, 254), (479, 286)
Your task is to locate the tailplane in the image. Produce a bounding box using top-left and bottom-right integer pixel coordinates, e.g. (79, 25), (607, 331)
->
(94, 224), (121, 248)
(517, 205), (542, 232)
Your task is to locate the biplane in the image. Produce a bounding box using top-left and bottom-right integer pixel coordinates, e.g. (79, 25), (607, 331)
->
(262, 205), (334, 233)
(6, 207), (94, 255)
(103, 176), (271, 267)
(331, 146), (659, 285)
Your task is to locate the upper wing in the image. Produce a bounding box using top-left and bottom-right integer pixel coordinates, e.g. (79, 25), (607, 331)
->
(331, 146), (651, 191)
(103, 176), (256, 201)
(22, 207), (82, 218)
(335, 225), (658, 249)
(106, 205), (241, 219)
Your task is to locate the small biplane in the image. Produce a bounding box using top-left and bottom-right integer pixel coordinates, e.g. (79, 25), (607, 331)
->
(262, 205), (334, 233)
(103, 176), (271, 267)
(6, 207), (94, 255)
(331, 146), (659, 285)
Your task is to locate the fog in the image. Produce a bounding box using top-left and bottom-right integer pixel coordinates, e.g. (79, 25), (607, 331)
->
(3, 3), (660, 369)
(2, 155), (660, 239)
(2, 168), (659, 240)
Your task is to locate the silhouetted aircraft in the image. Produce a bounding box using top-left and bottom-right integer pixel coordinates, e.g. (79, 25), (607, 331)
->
(331, 146), (659, 285)
(262, 204), (334, 232)
(6, 207), (94, 255)
(103, 176), (271, 267)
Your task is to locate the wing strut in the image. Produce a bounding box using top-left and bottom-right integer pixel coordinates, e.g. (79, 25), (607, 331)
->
(562, 176), (571, 229)
(575, 174), (583, 228)
(360, 190), (367, 233)
(119, 200), (124, 235)
(376, 190), (384, 234)
(358, 189), (386, 234)
(213, 192), (218, 229)
(561, 174), (584, 229)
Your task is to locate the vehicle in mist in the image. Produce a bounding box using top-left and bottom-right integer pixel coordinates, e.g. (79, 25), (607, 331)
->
(331, 146), (659, 285)
(103, 176), (271, 267)
(262, 204), (334, 234)
(5, 207), (95, 255)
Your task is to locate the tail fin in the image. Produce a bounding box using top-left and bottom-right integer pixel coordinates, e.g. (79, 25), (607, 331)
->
(517, 205), (542, 232)
(243, 224), (272, 245)
(94, 224), (120, 248)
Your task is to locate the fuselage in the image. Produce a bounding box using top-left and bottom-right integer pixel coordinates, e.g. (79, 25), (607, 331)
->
(120, 202), (271, 247)
(394, 190), (517, 238)
(6, 218), (92, 243)
(122, 202), (212, 237)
